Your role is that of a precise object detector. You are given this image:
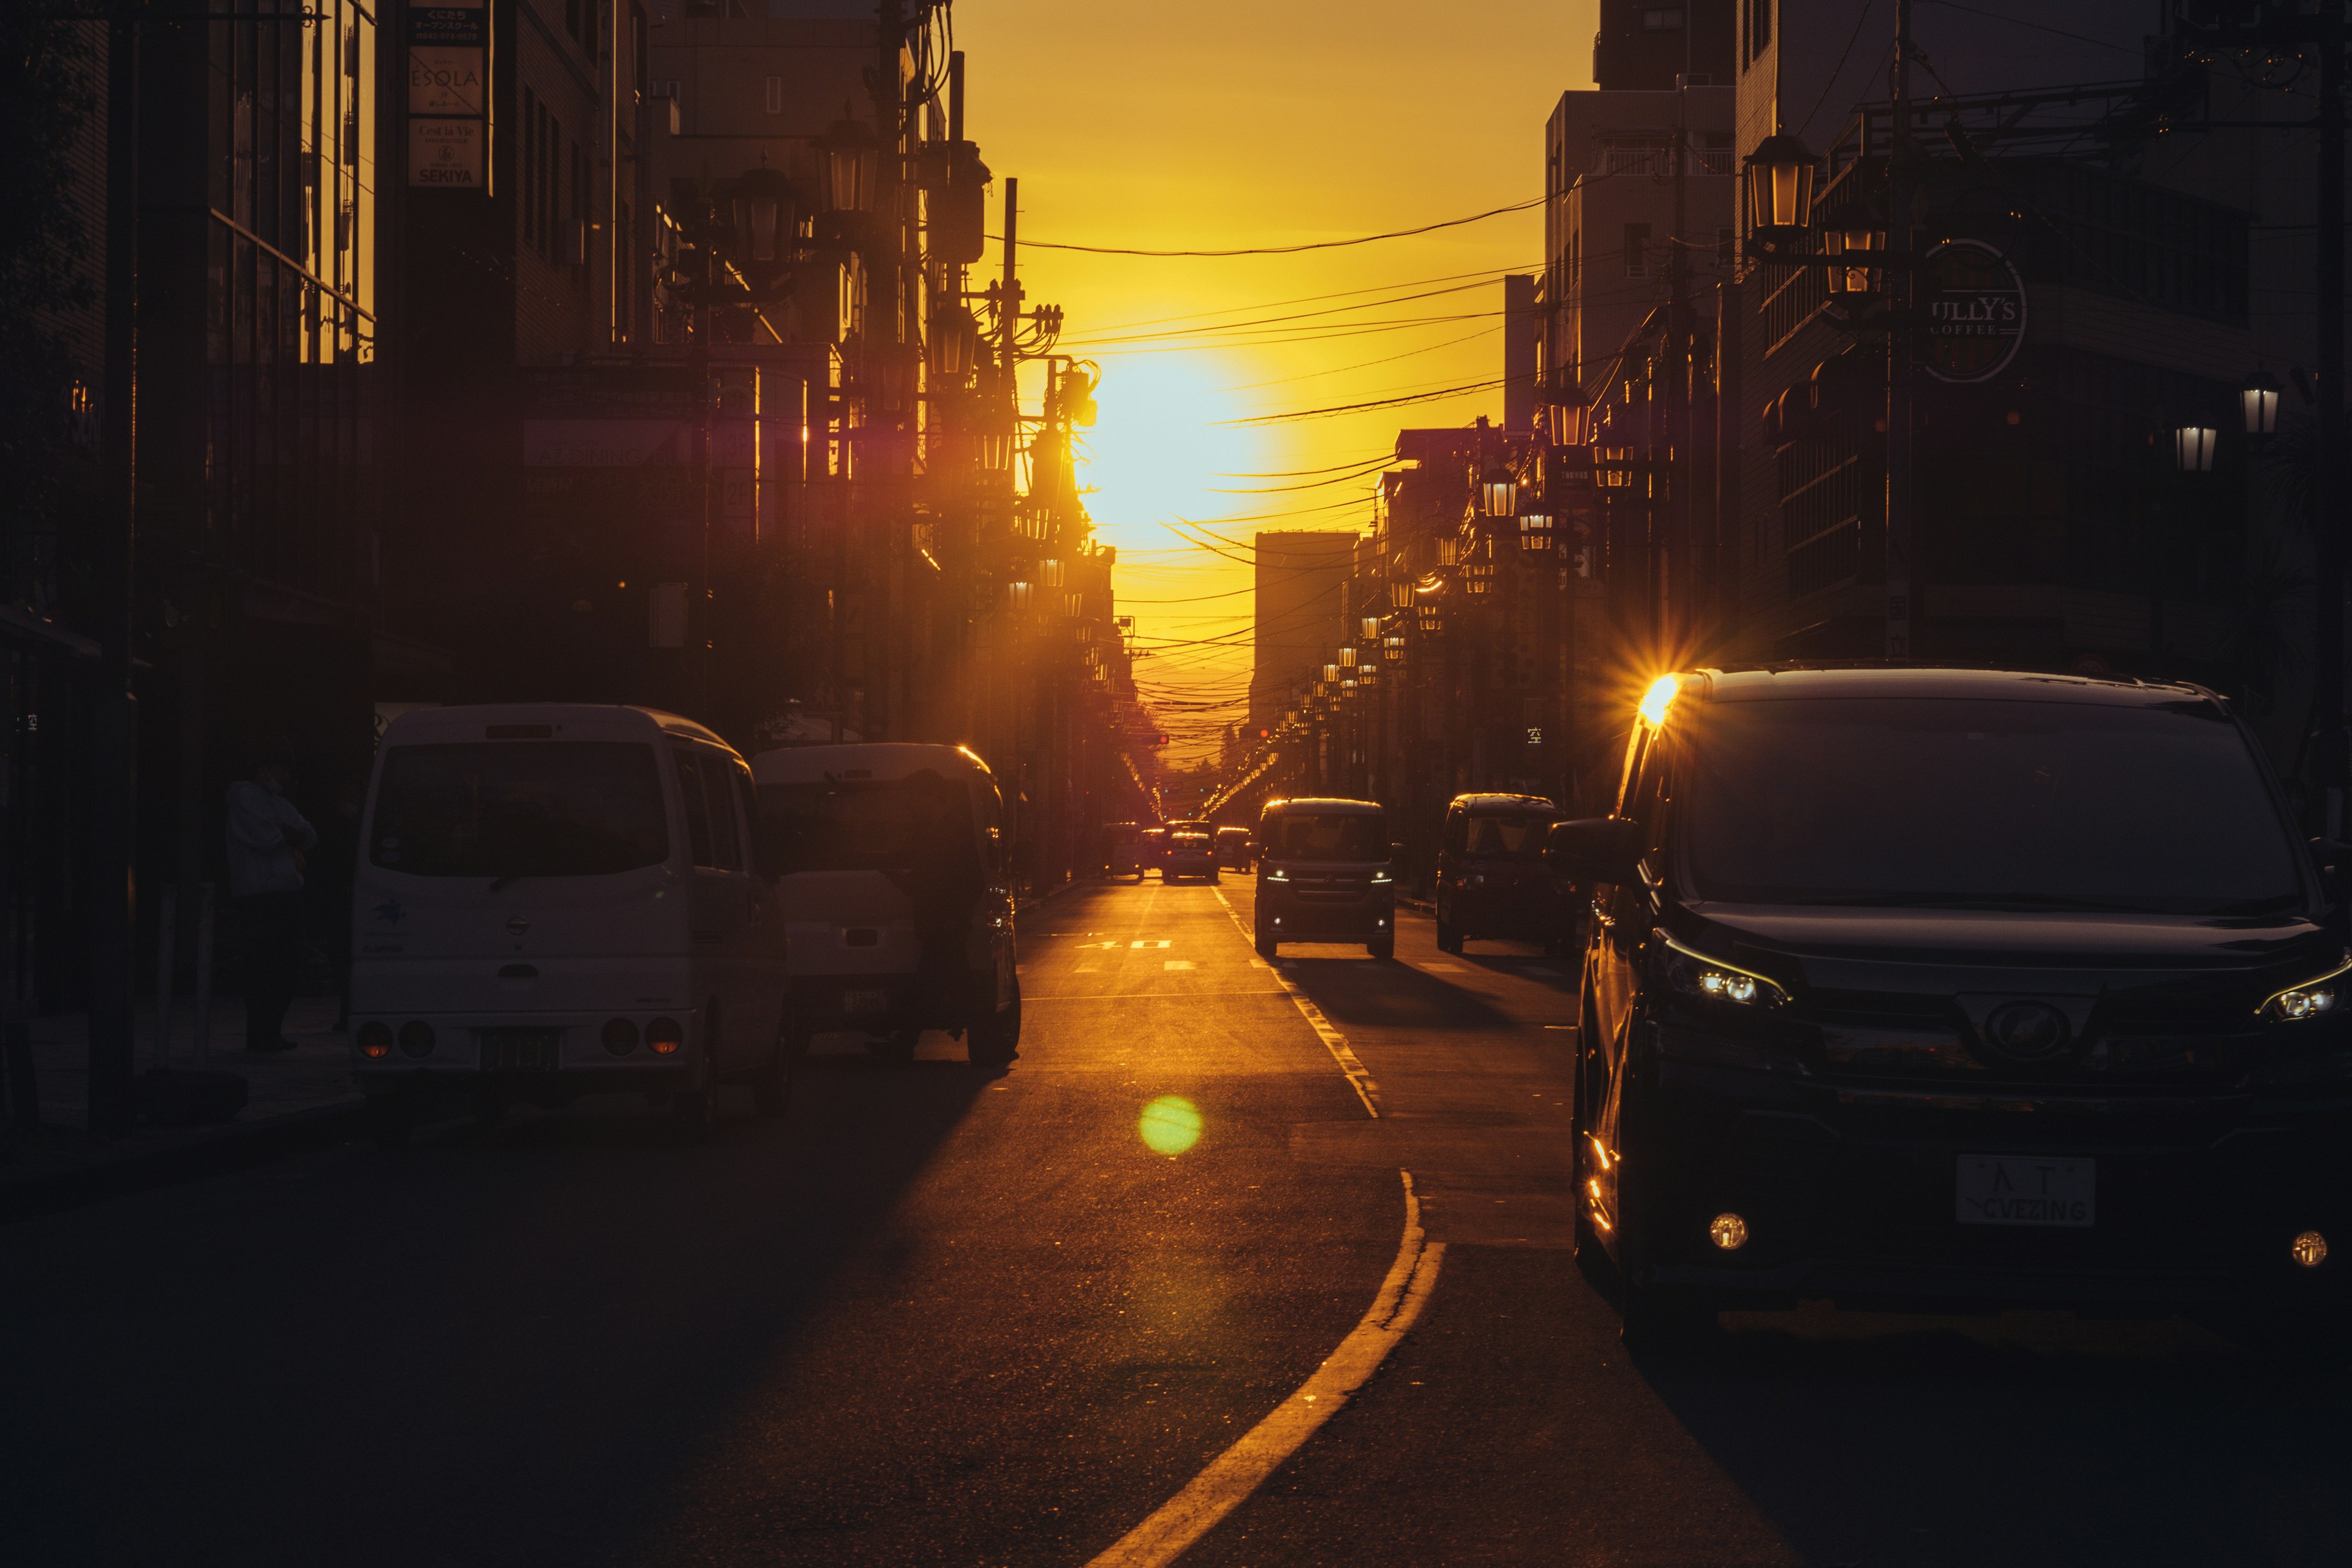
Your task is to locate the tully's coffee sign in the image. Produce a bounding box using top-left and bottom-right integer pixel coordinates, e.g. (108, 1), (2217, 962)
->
(1921, 239), (2026, 384)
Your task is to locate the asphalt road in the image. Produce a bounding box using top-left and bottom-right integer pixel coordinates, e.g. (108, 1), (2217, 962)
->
(4, 878), (2348, 1566)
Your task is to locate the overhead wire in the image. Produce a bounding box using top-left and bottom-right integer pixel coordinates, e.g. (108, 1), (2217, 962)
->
(986, 194), (1545, 258)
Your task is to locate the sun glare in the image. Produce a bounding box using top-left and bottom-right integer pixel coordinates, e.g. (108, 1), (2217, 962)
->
(1077, 352), (1265, 548)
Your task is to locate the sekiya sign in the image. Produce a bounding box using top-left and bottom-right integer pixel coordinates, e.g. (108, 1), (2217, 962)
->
(408, 0), (488, 188)
(1921, 239), (2027, 383)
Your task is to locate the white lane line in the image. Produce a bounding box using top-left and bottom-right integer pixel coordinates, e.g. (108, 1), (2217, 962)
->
(1084, 1169), (1443, 1568)
(1164, 960), (1196, 971)
(1213, 888), (1379, 1118)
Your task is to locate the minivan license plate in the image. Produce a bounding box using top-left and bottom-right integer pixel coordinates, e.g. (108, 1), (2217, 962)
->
(1956, 1155), (2094, 1227)
(842, 989), (889, 1014)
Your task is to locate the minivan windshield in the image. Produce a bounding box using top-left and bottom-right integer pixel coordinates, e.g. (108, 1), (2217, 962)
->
(371, 742), (668, 878)
(1680, 698), (2305, 914)
(760, 775), (980, 877)
(1464, 813), (1550, 858)
(1265, 812), (1387, 862)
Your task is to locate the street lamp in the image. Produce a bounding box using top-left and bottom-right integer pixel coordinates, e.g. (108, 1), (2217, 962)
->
(1743, 131), (1820, 242)
(1518, 513), (1553, 551)
(1480, 478), (1517, 517)
(979, 426), (1016, 472)
(1823, 228), (1886, 299)
(933, 306), (979, 379)
(2243, 366), (2282, 437)
(1042, 558), (1065, 587)
(1389, 581), (1414, 609)
(728, 165), (794, 265)
(2175, 424), (2218, 474)
(1323, 663), (1341, 683)
(1338, 646), (1355, 667)
(1360, 616), (1381, 640)
(1008, 580), (1033, 611)
(823, 111), (880, 215)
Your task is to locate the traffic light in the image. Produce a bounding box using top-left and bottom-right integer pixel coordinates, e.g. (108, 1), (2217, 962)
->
(1153, 732), (1170, 747)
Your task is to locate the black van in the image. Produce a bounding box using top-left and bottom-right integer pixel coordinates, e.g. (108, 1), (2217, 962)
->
(1434, 793), (1563, 954)
(1547, 667), (2350, 1344)
(1254, 797), (1396, 960)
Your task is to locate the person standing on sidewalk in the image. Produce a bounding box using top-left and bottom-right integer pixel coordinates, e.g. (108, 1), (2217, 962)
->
(226, 739), (317, 1054)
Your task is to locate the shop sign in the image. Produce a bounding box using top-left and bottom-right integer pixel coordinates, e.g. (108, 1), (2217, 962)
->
(409, 118), (484, 187)
(408, 48), (485, 116)
(1921, 239), (2027, 383)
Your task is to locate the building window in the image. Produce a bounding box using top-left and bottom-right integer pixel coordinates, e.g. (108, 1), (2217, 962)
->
(1747, 0), (1771, 62)
(1643, 6), (1683, 29)
(523, 88), (540, 251)
(764, 75), (783, 115)
(631, 6), (648, 97)
(1623, 222), (1651, 278)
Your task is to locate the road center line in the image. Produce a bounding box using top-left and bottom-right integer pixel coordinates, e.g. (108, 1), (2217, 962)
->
(1083, 1169), (1443, 1568)
(1214, 888), (1380, 1117)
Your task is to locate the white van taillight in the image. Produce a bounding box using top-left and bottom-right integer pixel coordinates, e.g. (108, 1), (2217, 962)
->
(398, 1022), (436, 1059)
(358, 1023), (393, 1060)
(601, 1018), (640, 1056)
(647, 1018), (684, 1055)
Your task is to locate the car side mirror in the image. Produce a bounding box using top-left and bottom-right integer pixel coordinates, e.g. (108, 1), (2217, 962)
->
(1544, 816), (1645, 886)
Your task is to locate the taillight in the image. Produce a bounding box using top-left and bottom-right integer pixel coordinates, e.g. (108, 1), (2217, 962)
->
(601, 1017), (639, 1056)
(647, 1017), (684, 1055)
(398, 1021), (436, 1059)
(357, 1022), (393, 1060)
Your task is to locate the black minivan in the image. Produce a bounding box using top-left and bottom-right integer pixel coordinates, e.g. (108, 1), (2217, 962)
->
(1255, 797), (1396, 960)
(1434, 793), (1564, 954)
(1548, 667), (2350, 1343)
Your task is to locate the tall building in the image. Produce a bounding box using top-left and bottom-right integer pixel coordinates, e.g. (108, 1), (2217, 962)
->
(1248, 531), (1359, 737)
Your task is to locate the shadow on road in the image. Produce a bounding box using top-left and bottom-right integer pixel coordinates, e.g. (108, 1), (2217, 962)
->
(1638, 1308), (2352, 1566)
(0, 1052), (997, 1568)
(1280, 956), (1521, 1031)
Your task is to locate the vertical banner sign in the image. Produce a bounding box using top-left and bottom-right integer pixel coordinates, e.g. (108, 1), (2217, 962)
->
(409, 0), (488, 188)
(1921, 240), (2027, 383)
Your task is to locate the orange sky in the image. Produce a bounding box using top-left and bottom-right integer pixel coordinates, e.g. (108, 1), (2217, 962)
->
(954, 0), (1599, 763)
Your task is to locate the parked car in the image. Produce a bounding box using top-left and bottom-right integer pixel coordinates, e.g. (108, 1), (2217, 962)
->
(1215, 825), (1253, 870)
(1253, 797), (1396, 960)
(1549, 666), (2352, 1346)
(1434, 793), (1562, 954)
(1163, 830), (1220, 883)
(1109, 822), (1148, 881)
(350, 704), (791, 1143)
(752, 742), (1022, 1069)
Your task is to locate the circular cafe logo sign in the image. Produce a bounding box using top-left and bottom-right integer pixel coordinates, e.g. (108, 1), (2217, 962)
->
(1921, 239), (2026, 383)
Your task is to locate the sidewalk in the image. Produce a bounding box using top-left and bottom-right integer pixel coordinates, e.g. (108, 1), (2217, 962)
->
(1, 994), (364, 1222)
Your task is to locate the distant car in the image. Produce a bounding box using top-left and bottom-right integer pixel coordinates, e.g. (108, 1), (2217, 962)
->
(1163, 830), (1219, 883)
(1215, 825), (1253, 870)
(1434, 793), (1564, 954)
(1253, 797), (1395, 960)
(1108, 823), (1147, 881)
(1139, 826), (1169, 873)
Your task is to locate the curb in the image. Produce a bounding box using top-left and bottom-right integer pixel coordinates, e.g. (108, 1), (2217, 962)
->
(0, 1099), (368, 1227)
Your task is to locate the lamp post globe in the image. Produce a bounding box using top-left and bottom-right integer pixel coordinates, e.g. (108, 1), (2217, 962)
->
(2242, 366), (2282, 438)
(1743, 131), (1820, 241)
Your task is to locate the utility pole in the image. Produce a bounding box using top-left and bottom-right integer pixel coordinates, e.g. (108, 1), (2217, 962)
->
(1883, 0), (1916, 661)
(1667, 65), (1691, 657)
(2315, 2), (2346, 832)
(89, 16), (142, 1133)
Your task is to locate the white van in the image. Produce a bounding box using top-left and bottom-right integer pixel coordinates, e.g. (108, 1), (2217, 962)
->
(350, 704), (792, 1141)
(749, 743), (1020, 1067)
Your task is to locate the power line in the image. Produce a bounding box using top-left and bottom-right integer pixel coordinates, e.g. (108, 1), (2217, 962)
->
(986, 194), (1545, 258)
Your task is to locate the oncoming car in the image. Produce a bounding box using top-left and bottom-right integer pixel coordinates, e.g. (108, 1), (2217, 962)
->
(1434, 793), (1562, 954)
(1550, 666), (2352, 1346)
(350, 704), (791, 1143)
(1253, 797), (1395, 960)
(1109, 823), (1148, 881)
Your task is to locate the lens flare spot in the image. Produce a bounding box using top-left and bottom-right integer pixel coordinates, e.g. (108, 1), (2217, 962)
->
(1139, 1095), (1204, 1156)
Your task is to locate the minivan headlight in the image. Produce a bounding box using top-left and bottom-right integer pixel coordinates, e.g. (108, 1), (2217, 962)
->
(1265, 868), (1288, 881)
(2260, 957), (2352, 1022)
(1659, 933), (1789, 1009)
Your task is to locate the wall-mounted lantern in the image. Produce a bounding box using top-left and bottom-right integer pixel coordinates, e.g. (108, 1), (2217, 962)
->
(2174, 424), (2218, 474)
(2243, 366), (2282, 437)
